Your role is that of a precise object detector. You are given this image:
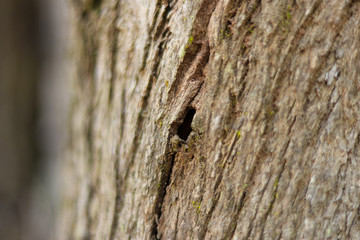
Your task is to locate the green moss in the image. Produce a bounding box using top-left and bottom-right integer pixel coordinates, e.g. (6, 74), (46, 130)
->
(286, 5), (292, 22)
(281, 5), (292, 32)
(286, 11), (291, 23)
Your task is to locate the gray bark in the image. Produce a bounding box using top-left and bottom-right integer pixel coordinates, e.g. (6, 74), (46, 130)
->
(60, 0), (360, 239)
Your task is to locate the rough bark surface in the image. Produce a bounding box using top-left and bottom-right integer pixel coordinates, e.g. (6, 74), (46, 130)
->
(60, 0), (360, 239)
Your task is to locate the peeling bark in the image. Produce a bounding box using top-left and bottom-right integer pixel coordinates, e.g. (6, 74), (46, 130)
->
(60, 0), (360, 239)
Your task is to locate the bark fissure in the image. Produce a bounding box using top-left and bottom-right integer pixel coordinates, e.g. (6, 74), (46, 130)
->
(303, 0), (357, 112)
(222, 115), (274, 239)
(174, 209), (180, 240)
(109, 89), (126, 240)
(200, 127), (244, 239)
(112, 31), (171, 238)
(84, 185), (95, 240)
(150, 4), (221, 236)
(152, 3), (223, 237)
(67, 5), (101, 232)
(109, 148), (121, 240)
(241, 177), (272, 240)
(108, 1), (121, 104)
(346, 204), (360, 239)
(79, 9), (101, 238)
(265, 0), (322, 48)
(239, 115), (294, 240)
(119, 89), (126, 140)
(141, 1), (172, 71)
(63, 0), (360, 239)
(167, 0), (218, 103)
(153, 4), (172, 42)
(228, 190), (247, 238)
(259, 141), (290, 239)
(294, 87), (342, 239)
(230, 82), (296, 240)
(151, 152), (176, 240)
(198, 193), (219, 240)
(236, 58), (249, 103)
(140, 1), (161, 71)
(227, 0), (261, 33)
(235, 0), (261, 55)
(315, 86), (340, 139)
(152, 108), (198, 239)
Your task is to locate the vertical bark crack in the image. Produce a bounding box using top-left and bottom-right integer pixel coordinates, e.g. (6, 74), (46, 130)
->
(151, 152), (176, 240)
(109, 148), (121, 240)
(108, 1), (121, 104)
(151, 107), (197, 239)
(110, 16), (172, 239)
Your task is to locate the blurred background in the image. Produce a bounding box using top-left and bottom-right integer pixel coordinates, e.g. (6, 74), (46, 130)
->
(0, 0), (69, 239)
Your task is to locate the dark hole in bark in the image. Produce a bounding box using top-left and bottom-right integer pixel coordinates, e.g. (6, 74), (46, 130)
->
(92, 0), (102, 9)
(177, 108), (196, 141)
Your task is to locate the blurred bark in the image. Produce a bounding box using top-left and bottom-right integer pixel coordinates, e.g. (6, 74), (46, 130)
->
(61, 0), (360, 239)
(0, 0), (41, 239)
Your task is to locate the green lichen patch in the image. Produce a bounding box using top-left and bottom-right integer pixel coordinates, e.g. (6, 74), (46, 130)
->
(178, 46), (186, 59)
(186, 36), (194, 49)
(192, 200), (201, 213)
(236, 130), (241, 139)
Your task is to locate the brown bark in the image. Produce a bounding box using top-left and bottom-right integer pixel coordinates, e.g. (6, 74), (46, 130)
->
(60, 0), (360, 239)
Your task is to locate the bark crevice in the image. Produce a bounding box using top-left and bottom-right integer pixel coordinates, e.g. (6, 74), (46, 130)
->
(108, 1), (121, 104)
(62, 0), (360, 239)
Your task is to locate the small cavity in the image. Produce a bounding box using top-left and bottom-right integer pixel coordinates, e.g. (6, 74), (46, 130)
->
(92, 0), (102, 9)
(177, 108), (196, 141)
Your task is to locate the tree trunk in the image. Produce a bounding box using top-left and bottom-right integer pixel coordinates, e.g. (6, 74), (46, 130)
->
(0, 0), (42, 239)
(60, 0), (360, 239)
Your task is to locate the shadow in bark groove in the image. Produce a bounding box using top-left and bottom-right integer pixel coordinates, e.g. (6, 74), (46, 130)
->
(152, 107), (196, 239)
(178, 108), (196, 141)
(108, 0), (121, 104)
(151, 152), (176, 240)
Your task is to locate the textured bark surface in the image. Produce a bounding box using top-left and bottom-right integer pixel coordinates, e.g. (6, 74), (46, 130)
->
(60, 0), (360, 239)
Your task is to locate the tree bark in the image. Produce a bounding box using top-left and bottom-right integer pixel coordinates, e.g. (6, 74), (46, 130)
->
(60, 0), (360, 239)
(0, 0), (42, 239)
